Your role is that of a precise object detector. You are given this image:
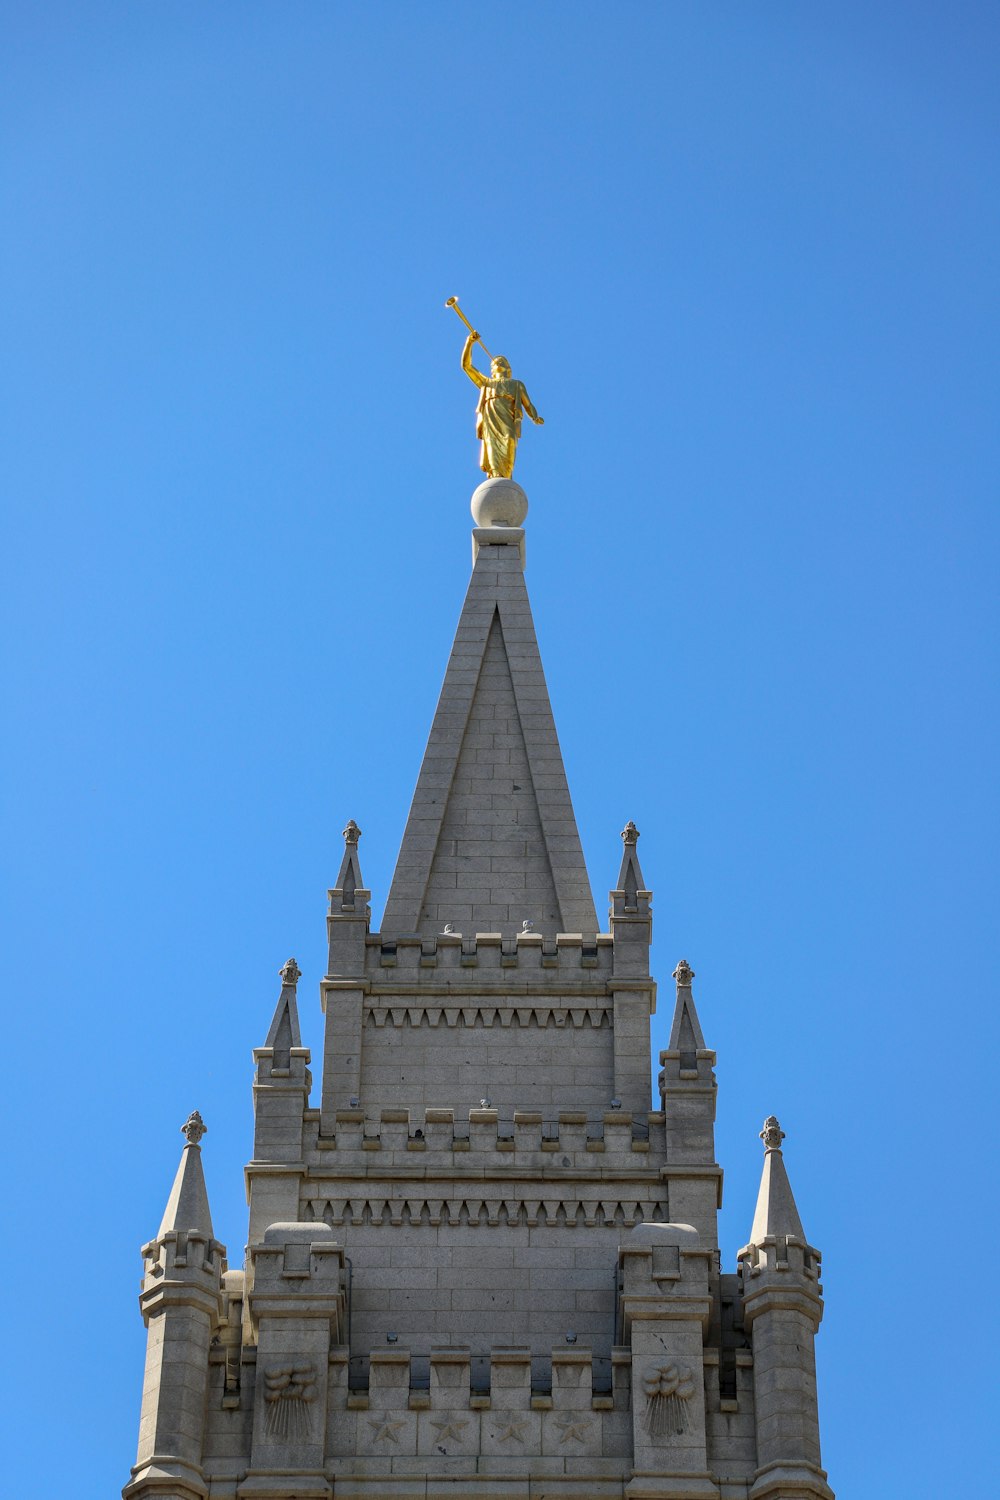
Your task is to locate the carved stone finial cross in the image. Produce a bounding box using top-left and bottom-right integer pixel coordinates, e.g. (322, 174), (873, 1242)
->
(621, 820), (639, 846)
(181, 1110), (207, 1145)
(760, 1115), (786, 1151)
(343, 819), (361, 846)
(280, 957), (301, 986)
(672, 959), (695, 986)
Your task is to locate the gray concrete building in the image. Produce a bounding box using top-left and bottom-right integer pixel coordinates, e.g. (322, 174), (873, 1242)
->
(125, 479), (834, 1499)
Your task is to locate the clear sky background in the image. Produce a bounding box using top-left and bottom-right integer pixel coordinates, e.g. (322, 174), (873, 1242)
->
(2, 4), (997, 1496)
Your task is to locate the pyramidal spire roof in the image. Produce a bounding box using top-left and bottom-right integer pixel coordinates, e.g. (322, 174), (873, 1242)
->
(614, 821), (648, 909)
(157, 1112), (215, 1239)
(332, 820), (366, 912)
(382, 515), (597, 937)
(667, 959), (708, 1052)
(748, 1116), (806, 1244)
(264, 957), (303, 1065)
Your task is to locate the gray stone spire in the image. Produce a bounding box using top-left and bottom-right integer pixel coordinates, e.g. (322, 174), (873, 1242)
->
(157, 1112), (215, 1239)
(250, 963), (313, 1236)
(127, 1117), (226, 1500)
(667, 959), (707, 1054)
(331, 821), (367, 916)
(739, 1118), (832, 1500)
(613, 820), (647, 912)
(748, 1115), (806, 1244)
(381, 520), (597, 937)
(659, 962), (721, 1243)
(264, 957), (304, 1063)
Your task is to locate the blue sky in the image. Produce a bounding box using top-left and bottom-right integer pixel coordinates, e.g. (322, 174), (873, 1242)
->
(2, 4), (998, 1496)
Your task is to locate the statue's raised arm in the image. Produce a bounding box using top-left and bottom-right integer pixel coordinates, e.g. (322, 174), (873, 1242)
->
(461, 332), (487, 390)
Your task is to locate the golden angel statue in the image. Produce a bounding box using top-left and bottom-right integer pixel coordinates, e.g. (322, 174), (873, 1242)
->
(459, 330), (544, 479)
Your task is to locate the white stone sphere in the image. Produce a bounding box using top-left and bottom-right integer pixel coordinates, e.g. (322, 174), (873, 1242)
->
(470, 477), (529, 528)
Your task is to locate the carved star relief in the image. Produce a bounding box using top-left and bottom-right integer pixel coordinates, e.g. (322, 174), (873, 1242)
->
(553, 1413), (591, 1444)
(368, 1417), (405, 1444)
(494, 1417), (528, 1443)
(430, 1417), (469, 1444)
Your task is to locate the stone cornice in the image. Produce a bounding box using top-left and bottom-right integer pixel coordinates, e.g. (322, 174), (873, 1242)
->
(123, 1456), (208, 1500)
(739, 1280), (824, 1327)
(749, 1458), (835, 1500)
(299, 1163), (667, 1184)
(138, 1279), (223, 1323)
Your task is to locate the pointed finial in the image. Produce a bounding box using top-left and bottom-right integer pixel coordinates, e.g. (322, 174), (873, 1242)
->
(181, 1110), (207, 1146)
(621, 820), (639, 846)
(343, 819), (361, 846)
(672, 959), (695, 986)
(280, 957), (301, 986)
(760, 1115), (786, 1152)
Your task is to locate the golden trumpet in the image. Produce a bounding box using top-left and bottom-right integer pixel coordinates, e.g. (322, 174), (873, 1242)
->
(445, 296), (494, 361)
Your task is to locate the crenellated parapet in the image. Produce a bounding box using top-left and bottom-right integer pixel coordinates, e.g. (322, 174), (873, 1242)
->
(139, 1223), (227, 1311)
(306, 1103), (663, 1164)
(203, 1341), (637, 1491)
(341, 927), (618, 981)
(323, 1342), (634, 1479)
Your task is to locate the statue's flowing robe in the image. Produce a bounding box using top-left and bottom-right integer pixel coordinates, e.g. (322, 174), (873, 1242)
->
(476, 378), (527, 479)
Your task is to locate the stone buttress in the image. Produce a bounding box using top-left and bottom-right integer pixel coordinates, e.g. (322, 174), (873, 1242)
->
(125, 480), (834, 1498)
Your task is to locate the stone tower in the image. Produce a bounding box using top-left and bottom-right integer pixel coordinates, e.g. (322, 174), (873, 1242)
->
(124, 478), (834, 1499)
